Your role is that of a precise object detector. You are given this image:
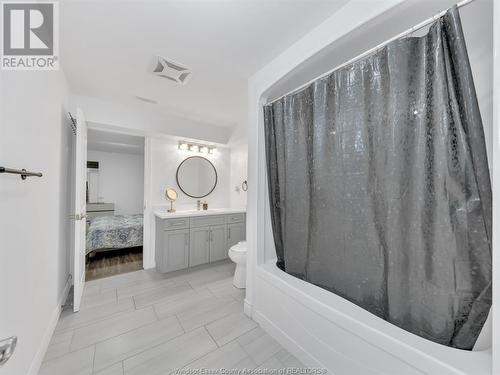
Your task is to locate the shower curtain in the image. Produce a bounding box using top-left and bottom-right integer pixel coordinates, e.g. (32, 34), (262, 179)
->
(263, 6), (491, 350)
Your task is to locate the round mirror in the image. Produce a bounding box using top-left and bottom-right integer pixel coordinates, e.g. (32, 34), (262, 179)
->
(176, 156), (217, 198)
(165, 188), (178, 201)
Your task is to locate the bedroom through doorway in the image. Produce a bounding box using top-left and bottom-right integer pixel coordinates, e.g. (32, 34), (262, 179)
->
(85, 129), (145, 281)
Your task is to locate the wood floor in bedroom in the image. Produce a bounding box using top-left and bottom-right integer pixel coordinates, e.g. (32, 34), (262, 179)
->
(86, 247), (143, 281)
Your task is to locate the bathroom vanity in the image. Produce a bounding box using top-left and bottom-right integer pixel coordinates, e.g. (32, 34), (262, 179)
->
(154, 209), (246, 273)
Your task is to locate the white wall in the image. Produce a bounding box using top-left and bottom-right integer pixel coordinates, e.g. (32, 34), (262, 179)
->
(149, 136), (231, 211)
(0, 70), (72, 375)
(74, 94), (233, 144)
(228, 102), (249, 209)
(87, 150), (144, 215)
(229, 143), (248, 209)
(247, 0), (493, 374)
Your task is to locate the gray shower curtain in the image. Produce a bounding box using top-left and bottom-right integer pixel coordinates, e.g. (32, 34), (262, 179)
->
(263, 6), (491, 350)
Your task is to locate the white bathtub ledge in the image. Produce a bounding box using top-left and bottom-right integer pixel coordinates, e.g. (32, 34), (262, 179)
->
(254, 262), (492, 375)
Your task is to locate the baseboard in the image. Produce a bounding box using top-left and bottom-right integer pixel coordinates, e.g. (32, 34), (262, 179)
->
(27, 276), (72, 375)
(253, 309), (325, 371)
(243, 298), (253, 317)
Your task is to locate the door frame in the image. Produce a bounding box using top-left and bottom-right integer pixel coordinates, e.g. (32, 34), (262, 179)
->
(85, 123), (154, 269)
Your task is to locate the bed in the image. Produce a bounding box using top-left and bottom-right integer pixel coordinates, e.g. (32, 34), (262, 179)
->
(86, 214), (143, 254)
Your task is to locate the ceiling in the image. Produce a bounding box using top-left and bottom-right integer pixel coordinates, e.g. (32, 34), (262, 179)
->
(60, 0), (349, 131)
(88, 129), (144, 154)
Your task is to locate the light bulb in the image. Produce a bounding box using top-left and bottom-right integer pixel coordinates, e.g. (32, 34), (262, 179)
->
(179, 143), (188, 151)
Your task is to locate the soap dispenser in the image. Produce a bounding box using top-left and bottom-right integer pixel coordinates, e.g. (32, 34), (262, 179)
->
(203, 201), (208, 210)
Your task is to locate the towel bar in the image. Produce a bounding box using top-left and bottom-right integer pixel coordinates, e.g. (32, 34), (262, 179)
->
(0, 167), (43, 180)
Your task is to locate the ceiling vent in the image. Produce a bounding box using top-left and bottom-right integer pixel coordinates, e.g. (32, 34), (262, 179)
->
(151, 56), (192, 85)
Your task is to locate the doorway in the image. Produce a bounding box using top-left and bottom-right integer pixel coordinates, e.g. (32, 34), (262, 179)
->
(85, 129), (145, 281)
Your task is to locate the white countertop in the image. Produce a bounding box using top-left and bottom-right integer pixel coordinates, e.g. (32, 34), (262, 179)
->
(154, 208), (246, 219)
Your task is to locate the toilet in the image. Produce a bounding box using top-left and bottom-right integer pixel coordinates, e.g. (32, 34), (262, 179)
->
(228, 240), (247, 288)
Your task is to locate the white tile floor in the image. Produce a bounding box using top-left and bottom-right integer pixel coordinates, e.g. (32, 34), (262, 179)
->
(39, 260), (304, 375)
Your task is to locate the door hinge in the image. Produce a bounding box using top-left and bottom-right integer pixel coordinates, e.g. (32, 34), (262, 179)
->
(69, 213), (87, 220)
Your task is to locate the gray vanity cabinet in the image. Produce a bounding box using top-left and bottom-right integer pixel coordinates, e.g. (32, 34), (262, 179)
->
(158, 229), (189, 273)
(190, 224), (227, 265)
(155, 212), (245, 274)
(189, 227), (210, 267)
(209, 225), (227, 262)
(227, 222), (245, 248)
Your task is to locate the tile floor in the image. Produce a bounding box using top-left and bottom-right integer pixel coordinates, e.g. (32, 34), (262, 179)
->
(39, 260), (304, 375)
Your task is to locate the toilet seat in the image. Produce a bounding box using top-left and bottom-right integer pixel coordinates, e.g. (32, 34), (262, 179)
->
(230, 241), (246, 253)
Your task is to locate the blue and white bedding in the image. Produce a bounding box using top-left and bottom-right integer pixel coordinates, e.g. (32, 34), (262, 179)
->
(86, 214), (143, 253)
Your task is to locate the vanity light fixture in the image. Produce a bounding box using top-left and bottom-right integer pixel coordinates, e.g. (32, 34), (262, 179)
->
(178, 141), (216, 155)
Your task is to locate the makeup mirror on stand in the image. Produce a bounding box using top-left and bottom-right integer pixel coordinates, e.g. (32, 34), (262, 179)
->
(165, 188), (178, 213)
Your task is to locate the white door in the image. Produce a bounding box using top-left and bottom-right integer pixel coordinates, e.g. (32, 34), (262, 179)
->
(73, 108), (88, 312)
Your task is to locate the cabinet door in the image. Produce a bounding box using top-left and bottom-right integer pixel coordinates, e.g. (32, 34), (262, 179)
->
(209, 225), (227, 262)
(163, 229), (189, 272)
(189, 227), (210, 267)
(227, 222), (245, 249)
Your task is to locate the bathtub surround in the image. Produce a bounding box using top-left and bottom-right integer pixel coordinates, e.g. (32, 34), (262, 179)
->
(263, 6), (491, 350)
